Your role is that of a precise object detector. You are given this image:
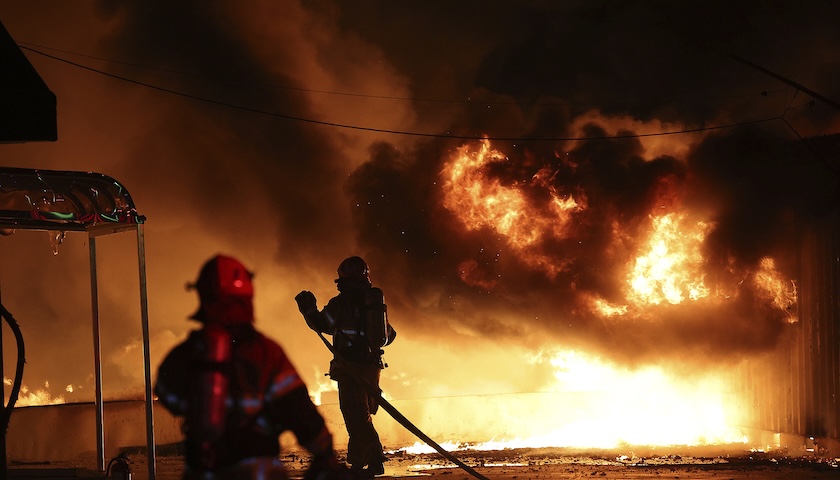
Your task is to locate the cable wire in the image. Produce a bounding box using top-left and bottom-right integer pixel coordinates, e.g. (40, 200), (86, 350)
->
(781, 117), (840, 177)
(20, 45), (786, 142)
(17, 41), (787, 108)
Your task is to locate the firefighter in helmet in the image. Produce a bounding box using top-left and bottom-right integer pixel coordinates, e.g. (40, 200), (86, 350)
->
(295, 256), (396, 478)
(155, 255), (351, 480)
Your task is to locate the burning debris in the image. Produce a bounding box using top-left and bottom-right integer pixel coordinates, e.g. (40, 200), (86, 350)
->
(3, 378), (67, 407)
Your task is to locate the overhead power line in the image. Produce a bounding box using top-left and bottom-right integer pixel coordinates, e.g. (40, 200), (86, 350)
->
(18, 41), (784, 108)
(21, 44), (785, 142)
(731, 54), (840, 112)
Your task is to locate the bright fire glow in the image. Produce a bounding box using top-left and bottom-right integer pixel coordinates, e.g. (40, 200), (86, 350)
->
(429, 137), (794, 454)
(754, 257), (798, 323)
(628, 213), (712, 306)
(308, 366), (337, 406)
(390, 350), (746, 454)
(544, 350), (743, 448)
(591, 214), (795, 320)
(441, 138), (583, 277)
(3, 378), (66, 407)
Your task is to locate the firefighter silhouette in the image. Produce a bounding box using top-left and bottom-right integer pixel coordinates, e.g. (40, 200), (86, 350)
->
(296, 256), (396, 478)
(155, 255), (352, 480)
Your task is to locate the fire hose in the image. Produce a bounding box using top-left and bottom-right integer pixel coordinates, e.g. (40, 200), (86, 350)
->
(314, 331), (490, 480)
(1, 303), (25, 479)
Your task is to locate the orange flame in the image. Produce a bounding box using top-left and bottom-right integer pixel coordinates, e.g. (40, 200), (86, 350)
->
(441, 138), (583, 278)
(308, 366), (337, 406)
(430, 136), (796, 452)
(628, 213), (712, 306)
(4, 378), (67, 407)
(390, 350), (747, 454)
(594, 213), (796, 320)
(753, 257), (798, 323)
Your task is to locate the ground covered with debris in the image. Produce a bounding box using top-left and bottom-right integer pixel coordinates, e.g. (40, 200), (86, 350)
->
(368, 448), (837, 479)
(13, 446), (837, 480)
(350, 448), (840, 479)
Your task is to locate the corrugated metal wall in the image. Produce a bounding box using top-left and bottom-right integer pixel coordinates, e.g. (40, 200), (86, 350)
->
(799, 212), (840, 440)
(739, 212), (840, 444)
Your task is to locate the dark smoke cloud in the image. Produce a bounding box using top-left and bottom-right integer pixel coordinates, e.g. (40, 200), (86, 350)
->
(94, 1), (354, 265)
(337, 1), (840, 366)
(1, 0), (840, 403)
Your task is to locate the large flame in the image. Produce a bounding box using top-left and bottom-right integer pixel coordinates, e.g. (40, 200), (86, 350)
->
(595, 212), (796, 320)
(429, 136), (796, 453)
(441, 138), (583, 278)
(628, 213), (712, 306)
(440, 137), (797, 319)
(541, 350), (744, 447)
(393, 349), (746, 454)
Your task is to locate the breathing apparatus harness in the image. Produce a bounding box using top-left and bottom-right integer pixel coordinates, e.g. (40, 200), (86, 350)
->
(329, 286), (390, 369)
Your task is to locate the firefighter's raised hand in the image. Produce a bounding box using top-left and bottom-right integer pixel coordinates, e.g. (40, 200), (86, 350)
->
(295, 290), (318, 315)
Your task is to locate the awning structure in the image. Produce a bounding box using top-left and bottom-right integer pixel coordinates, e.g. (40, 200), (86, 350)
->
(0, 166), (144, 230)
(0, 21), (57, 142)
(0, 167), (156, 479)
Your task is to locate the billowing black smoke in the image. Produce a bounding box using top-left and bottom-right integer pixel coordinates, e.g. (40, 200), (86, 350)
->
(335, 1), (840, 366)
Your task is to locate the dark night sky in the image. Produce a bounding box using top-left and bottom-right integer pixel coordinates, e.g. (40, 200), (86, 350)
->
(1, 1), (839, 405)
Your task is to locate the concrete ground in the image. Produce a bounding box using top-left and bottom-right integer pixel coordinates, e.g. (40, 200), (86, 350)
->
(9, 447), (840, 480)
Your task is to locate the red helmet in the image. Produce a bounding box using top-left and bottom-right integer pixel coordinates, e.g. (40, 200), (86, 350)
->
(189, 255), (254, 324)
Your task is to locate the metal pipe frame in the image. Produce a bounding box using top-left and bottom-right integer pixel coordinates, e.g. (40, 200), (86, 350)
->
(88, 235), (105, 471)
(137, 224), (156, 479)
(86, 224), (156, 480)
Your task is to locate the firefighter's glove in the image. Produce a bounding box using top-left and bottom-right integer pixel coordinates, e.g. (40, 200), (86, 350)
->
(295, 290), (318, 315)
(304, 453), (356, 480)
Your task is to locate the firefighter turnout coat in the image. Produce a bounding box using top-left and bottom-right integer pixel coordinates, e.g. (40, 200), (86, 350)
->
(155, 324), (334, 479)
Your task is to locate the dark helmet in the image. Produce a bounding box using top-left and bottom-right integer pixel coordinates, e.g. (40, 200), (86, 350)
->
(189, 255), (254, 324)
(335, 256), (371, 292)
(336, 256), (370, 281)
